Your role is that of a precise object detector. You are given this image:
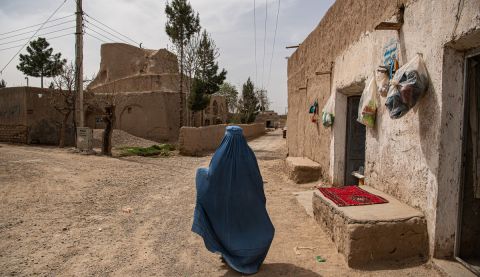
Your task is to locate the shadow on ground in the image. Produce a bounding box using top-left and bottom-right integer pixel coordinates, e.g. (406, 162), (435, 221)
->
(220, 263), (322, 276)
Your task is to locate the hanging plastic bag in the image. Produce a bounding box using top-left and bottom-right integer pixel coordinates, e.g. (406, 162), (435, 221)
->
(322, 94), (335, 127)
(376, 66), (389, 97)
(357, 74), (378, 128)
(385, 54), (429, 119)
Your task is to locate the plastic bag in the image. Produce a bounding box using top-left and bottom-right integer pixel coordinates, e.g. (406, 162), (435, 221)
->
(376, 66), (389, 97)
(322, 94), (335, 127)
(385, 54), (429, 119)
(357, 75), (378, 128)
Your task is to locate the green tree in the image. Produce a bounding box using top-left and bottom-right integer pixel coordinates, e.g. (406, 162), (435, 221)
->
(218, 82), (238, 113)
(239, 78), (259, 123)
(0, 79), (6, 88)
(196, 30), (226, 95)
(17, 37), (66, 88)
(187, 78), (210, 126)
(165, 0), (201, 128)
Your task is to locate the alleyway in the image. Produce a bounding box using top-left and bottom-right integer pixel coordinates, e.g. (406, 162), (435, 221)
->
(0, 131), (439, 276)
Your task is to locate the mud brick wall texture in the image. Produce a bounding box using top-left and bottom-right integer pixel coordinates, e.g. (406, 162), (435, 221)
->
(0, 125), (27, 143)
(179, 123), (265, 156)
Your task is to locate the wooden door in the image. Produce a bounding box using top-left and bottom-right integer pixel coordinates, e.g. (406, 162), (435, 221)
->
(345, 96), (366, 185)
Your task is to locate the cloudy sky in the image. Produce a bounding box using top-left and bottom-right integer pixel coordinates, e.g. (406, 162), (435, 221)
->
(0, 0), (334, 114)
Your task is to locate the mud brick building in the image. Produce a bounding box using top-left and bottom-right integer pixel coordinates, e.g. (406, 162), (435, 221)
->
(287, 0), (480, 272)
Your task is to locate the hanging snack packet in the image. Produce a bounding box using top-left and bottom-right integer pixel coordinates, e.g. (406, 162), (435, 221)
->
(385, 54), (429, 119)
(357, 74), (379, 128)
(322, 94), (335, 127)
(376, 66), (389, 97)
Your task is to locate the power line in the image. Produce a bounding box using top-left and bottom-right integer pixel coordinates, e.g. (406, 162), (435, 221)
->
(0, 14), (74, 36)
(0, 33), (74, 52)
(84, 26), (115, 43)
(0, 20), (75, 41)
(253, 0), (257, 86)
(0, 0), (68, 74)
(85, 31), (108, 44)
(261, 0), (268, 90)
(84, 20), (131, 45)
(84, 31), (142, 57)
(267, 0), (281, 90)
(0, 26), (75, 46)
(84, 13), (140, 46)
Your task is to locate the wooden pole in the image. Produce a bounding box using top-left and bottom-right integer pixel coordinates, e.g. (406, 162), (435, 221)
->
(75, 0), (84, 127)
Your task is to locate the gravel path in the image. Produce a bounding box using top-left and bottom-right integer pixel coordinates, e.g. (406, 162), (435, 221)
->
(0, 131), (439, 276)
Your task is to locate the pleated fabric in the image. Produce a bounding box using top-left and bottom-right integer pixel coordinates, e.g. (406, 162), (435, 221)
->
(192, 126), (275, 274)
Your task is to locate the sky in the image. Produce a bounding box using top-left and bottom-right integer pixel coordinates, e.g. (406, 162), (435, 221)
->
(0, 0), (335, 114)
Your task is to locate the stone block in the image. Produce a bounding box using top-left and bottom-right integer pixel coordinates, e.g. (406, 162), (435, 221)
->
(285, 157), (321, 183)
(312, 185), (428, 268)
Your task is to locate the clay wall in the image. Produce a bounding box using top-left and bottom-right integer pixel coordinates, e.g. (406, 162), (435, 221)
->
(0, 87), (75, 145)
(0, 87), (27, 143)
(287, 0), (480, 257)
(178, 123), (265, 156)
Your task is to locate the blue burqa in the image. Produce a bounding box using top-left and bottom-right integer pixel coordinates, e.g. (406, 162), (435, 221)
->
(192, 126), (275, 274)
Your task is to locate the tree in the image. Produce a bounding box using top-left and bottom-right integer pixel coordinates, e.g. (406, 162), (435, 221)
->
(188, 78), (210, 126)
(196, 30), (227, 95)
(238, 78), (260, 123)
(184, 31), (201, 94)
(17, 37), (66, 88)
(165, 0), (201, 128)
(0, 79), (6, 88)
(255, 89), (270, 111)
(218, 82), (238, 113)
(49, 63), (76, 148)
(93, 83), (120, 156)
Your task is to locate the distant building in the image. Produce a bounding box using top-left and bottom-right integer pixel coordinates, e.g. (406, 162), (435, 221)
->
(86, 43), (228, 141)
(0, 87), (74, 145)
(255, 110), (281, 128)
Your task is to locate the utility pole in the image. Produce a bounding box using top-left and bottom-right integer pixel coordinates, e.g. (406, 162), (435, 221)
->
(74, 0), (84, 127)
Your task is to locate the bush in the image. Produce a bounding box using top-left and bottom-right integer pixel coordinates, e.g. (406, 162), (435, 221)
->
(120, 144), (176, 157)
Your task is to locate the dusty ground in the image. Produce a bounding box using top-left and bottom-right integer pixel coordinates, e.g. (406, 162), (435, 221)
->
(0, 130), (440, 276)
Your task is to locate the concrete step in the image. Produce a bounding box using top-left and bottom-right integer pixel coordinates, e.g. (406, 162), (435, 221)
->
(285, 157), (321, 184)
(312, 185), (428, 268)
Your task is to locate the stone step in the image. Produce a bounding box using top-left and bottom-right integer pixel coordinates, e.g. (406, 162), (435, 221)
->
(312, 185), (428, 268)
(285, 157), (321, 184)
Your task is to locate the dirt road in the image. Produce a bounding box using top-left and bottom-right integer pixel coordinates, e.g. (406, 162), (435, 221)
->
(0, 130), (439, 276)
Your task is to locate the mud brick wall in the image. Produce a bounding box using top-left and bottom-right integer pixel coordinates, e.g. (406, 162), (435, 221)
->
(0, 125), (27, 143)
(178, 123), (265, 156)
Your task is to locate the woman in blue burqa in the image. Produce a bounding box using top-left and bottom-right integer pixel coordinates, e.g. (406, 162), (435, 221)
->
(192, 126), (275, 274)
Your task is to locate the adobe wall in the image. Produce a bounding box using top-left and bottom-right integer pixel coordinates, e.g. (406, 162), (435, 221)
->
(25, 88), (75, 145)
(0, 87), (75, 145)
(88, 74), (180, 94)
(88, 44), (178, 89)
(287, 0), (480, 257)
(178, 123), (265, 156)
(0, 87), (27, 143)
(86, 90), (181, 143)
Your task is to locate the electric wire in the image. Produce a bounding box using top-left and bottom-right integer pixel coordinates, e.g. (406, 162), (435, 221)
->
(0, 14), (74, 36)
(266, 0), (280, 90)
(84, 26), (116, 43)
(84, 31), (109, 44)
(261, 0), (268, 90)
(0, 26), (76, 46)
(0, 0), (68, 74)
(84, 20), (131, 45)
(0, 20), (75, 41)
(84, 13), (140, 46)
(0, 33), (73, 52)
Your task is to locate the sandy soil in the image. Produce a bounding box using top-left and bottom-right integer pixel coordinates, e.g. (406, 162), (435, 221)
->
(0, 131), (440, 276)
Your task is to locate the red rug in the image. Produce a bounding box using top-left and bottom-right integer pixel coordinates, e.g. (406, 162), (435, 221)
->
(318, 186), (388, 207)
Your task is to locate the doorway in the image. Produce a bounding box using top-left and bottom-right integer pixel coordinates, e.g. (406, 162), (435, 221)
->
(457, 53), (480, 275)
(344, 96), (366, 185)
